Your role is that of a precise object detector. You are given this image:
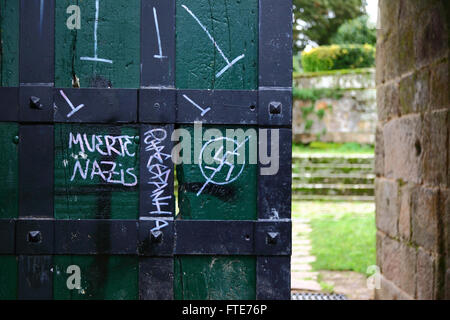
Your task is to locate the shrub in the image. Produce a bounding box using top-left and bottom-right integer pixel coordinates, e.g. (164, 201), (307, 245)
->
(301, 44), (375, 72)
(331, 15), (377, 46)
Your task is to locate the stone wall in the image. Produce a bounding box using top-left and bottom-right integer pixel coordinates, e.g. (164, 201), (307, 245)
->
(293, 69), (377, 144)
(375, 0), (449, 300)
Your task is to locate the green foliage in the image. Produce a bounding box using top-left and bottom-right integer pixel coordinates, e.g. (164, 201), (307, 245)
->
(331, 15), (377, 46)
(308, 212), (376, 275)
(293, 88), (344, 101)
(293, 54), (302, 73)
(301, 44), (375, 72)
(292, 142), (375, 155)
(293, 0), (366, 53)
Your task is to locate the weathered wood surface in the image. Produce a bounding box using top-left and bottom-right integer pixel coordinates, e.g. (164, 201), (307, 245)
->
(0, 0), (19, 86)
(55, 0), (140, 88)
(174, 0), (259, 300)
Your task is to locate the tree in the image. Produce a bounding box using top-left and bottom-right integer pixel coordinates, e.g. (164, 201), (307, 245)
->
(331, 15), (377, 46)
(293, 0), (367, 53)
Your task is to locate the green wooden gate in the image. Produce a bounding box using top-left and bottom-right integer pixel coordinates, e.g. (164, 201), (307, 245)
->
(0, 0), (292, 300)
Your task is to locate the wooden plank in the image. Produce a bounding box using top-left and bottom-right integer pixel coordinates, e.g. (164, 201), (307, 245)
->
(177, 125), (257, 220)
(175, 0), (258, 90)
(0, 255), (17, 299)
(0, 0), (19, 86)
(0, 122), (18, 218)
(53, 256), (138, 300)
(175, 125), (258, 299)
(54, 124), (139, 219)
(174, 256), (256, 300)
(55, 0), (140, 88)
(175, 0), (259, 300)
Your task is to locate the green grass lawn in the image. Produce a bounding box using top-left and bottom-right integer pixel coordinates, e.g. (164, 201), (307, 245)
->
(293, 142), (375, 155)
(293, 201), (376, 275)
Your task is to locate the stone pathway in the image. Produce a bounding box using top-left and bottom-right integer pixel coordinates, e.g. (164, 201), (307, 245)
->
(291, 218), (322, 292)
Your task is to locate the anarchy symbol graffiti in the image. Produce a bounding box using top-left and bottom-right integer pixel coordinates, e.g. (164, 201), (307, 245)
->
(197, 137), (250, 196)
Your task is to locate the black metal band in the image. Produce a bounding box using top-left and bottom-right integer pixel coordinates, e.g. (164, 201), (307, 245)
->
(258, 0), (293, 88)
(257, 0), (293, 300)
(18, 125), (54, 218)
(0, 87), (19, 121)
(18, 0), (55, 301)
(19, 0), (55, 85)
(4, 219), (291, 256)
(2, 88), (291, 126)
(141, 0), (176, 88)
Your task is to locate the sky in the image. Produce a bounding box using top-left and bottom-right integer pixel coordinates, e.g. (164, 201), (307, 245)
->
(366, 0), (379, 25)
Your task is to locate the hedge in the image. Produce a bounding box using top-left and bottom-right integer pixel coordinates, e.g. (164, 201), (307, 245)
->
(301, 44), (375, 72)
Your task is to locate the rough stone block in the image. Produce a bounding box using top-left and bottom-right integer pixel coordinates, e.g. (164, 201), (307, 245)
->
(399, 70), (430, 115)
(377, 82), (400, 122)
(411, 187), (440, 251)
(384, 115), (423, 184)
(375, 125), (385, 176)
(415, 4), (448, 68)
(376, 178), (399, 237)
(376, 275), (414, 300)
(384, 32), (401, 81)
(376, 231), (384, 267)
(430, 60), (449, 110)
(381, 236), (417, 296)
(422, 110), (448, 187)
(446, 268), (450, 300)
(399, 183), (416, 241)
(376, 39), (386, 85)
(378, 0), (400, 40)
(416, 248), (436, 300)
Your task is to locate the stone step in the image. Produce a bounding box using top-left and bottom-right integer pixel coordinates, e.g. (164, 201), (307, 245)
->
(292, 173), (375, 185)
(292, 256), (316, 264)
(292, 154), (374, 165)
(292, 239), (311, 246)
(293, 166), (373, 175)
(292, 250), (313, 258)
(291, 271), (319, 280)
(292, 194), (375, 202)
(292, 265), (313, 272)
(291, 280), (322, 292)
(293, 183), (374, 196)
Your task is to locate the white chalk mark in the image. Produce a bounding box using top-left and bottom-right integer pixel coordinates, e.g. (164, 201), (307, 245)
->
(80, 0), (113, 64)
(39, 0), (44, 35)
(181, 5), (244, 78)
(80, 57), (113, 64)
(153, 7), (167, 59)
(182, 94), (211, 117)
(216, 54), (245, 78)
(197, 136), (250, 196)
(60, 90), (85, 118)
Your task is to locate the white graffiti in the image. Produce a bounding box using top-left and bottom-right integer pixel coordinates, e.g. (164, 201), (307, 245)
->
(144, 129), (172, 215)
(69, 133), (137, 187)
(152, 7), (167, 60)
(181, 5), (245, 78)
(182, 94), (211, 117)
(80, 0), (113, 64)
(197, 137), (249, 196)
(60, 90), (85, 118)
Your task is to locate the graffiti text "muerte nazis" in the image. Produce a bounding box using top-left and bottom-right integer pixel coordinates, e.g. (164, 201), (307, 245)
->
(69, 133), (138, 187)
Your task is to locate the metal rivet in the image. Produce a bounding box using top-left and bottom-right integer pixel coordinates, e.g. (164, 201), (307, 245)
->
(154, 102), (161, 109)
(267, 232), (279, 245)
(249, 105), (256, 112)
(269, 101), (282, 115)
(150, 230), (163, 243)
(134, 136), (140, 144)
(27, 231), (42, 244)
(13, 136), (19, 144)
(29, 96), (44, 110)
